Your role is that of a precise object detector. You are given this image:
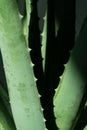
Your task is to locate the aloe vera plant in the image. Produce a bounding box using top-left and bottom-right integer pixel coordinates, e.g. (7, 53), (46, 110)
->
(0, 0), (87, 130)
(0, 0), (46, 130)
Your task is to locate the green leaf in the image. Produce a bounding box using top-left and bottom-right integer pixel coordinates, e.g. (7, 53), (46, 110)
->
(0, 83), (12, 118)
(0, 99), (16, 130)
(83, 125), (87, 130)
(41, 10), (47, 72)
(23, 0), (32, 46)
(0, 0), (46, 130)
(53, 16), (87, 130)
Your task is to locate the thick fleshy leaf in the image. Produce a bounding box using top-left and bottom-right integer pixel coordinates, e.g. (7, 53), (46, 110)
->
(0, 0), (46, 130)
(53, 17), (87, 130)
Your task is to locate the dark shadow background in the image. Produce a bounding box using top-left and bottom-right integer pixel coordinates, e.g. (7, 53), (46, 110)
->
(0, 0), (87, 130)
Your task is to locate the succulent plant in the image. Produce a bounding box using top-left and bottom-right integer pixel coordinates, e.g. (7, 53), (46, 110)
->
(0, 0), (87, 130)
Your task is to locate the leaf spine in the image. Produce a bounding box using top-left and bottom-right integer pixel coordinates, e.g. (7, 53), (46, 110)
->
(41, 107), (44, 111)
(40, 32), (44, 37)
(38, 94), (41, 98)
(30, 62), (35, 67)
(43, 118), (46, 122)
(34, 76), (38, 82)
(54, 88), (57, 92)
(63, 63), (67, 68)
(43, 16), (46, 20)
(27, 47), (32, 52)
(59, 75), (62, 79)
(18, 12), (23, 20)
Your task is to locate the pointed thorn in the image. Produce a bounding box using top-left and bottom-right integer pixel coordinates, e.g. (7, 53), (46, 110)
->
(43, 16), (46, 20)
(38, 94), (41, 98)
(43, 118), (46, 122)
(40, 33), (44, 37)
(34, 77), (38, 82)
(27, 48), (32, 52)
(18, 12), (23, 19)
(31, 62), (35, 67)
(59, 75), (62, 79)
(41, 107), (44, 111)
(54, 88), (57, 92)
(64, 63), (67, 68)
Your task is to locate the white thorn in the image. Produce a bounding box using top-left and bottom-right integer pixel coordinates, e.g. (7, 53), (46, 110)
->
(43, 16), (46, 20)
(18, 12), (23, 19)
(31, 62), (34, 67)
(27, 48), (32, 52)
(43, 118), (46, 122)
(38, 94), (41, 98)
(34, 77), (38, 81)
(54, 88), (57, 92)
(41, 107), (44, 111)
(59, 75), (62, 79)
(40, 32), (44, 37)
